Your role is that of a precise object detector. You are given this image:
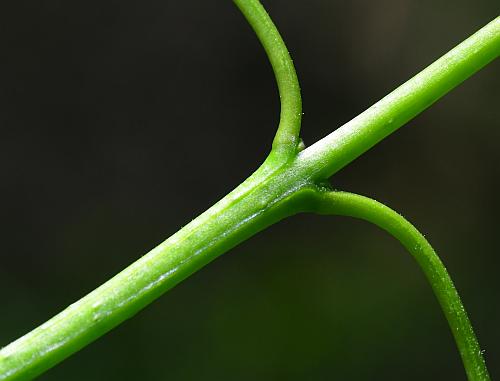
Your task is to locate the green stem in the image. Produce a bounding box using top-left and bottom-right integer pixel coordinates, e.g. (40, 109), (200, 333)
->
(1, 1), (498, 380)
(234, 0), (302, 160)
(0, 158), (320, 381)
(298, 16), (500, 180)
(311, 191), (490, 381)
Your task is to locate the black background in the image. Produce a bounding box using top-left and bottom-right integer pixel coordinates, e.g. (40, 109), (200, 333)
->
(1, 0), (499, 380)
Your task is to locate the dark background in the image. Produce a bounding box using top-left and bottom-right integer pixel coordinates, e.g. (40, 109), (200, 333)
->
(1, 0), (499, 380)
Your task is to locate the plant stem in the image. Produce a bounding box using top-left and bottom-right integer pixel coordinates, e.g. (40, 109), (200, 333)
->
(0, 158), (319, 381)
(233, 0), (302, 160)
(1, 1), (498, 380)
(298, 16), (500, 180)
(311, 191), (490, 381)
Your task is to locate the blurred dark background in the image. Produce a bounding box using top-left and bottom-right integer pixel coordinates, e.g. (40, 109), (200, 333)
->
(1, 0), (499, 379)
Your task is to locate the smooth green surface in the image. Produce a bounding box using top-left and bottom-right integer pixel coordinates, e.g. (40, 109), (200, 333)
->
(312, 191), (490, 381)
(0, 1), (498, 380)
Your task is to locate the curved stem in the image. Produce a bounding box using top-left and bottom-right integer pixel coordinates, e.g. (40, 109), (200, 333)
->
(312, 191), (490, 381)
(233, 0), (302, 160)
(298, 16), (500, 180)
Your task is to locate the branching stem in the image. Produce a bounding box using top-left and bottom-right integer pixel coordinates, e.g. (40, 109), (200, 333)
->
(0, 1), (498, 380)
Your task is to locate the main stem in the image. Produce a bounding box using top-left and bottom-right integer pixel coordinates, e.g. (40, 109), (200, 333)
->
(1, 1), (498, 380)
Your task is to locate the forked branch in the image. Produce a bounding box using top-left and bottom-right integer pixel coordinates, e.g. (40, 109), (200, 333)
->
(0, 1), (498, 380)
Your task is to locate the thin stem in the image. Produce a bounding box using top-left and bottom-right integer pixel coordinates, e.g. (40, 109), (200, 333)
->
(233, 0), (302, 160)
(311, 191), (490, 381)
(298, 16), (500, 180)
